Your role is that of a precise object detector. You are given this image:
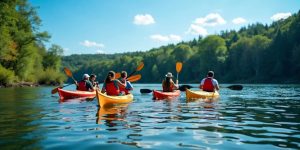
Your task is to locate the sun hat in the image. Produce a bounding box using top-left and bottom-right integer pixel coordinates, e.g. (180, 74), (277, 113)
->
(165, 72), (173, 78)
(83, 74), (90, 79)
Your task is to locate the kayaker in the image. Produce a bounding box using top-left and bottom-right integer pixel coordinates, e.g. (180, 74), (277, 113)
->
(162, 72), (178, 92)
(76, 74), (95, 91)
(101, 71), (126, 96)
(120, 71), (133, 95)
(200, 71), (220, 92)
(89, 74), (99, 88)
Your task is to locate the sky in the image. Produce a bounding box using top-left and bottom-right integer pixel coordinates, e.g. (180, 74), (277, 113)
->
(29, 0), (300, 55)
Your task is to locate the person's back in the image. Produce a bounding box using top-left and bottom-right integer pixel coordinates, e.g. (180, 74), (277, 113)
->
(101, 71), (126, 96)
(162, 72), (178, 92)
(77, 74), (94, 91)
(200, 71), (219, 92)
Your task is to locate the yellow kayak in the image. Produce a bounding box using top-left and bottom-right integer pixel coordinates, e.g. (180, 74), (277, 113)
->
(96, 90), (133, 107)
(186, 89), (219, 100)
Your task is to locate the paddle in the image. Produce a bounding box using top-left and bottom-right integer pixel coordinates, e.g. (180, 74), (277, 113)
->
(127, 74), (141, 82)
(176, 62), (182, 81)
(178, 84), (243, 91)
(127, 62), (144, 78)
(51, 67), (77, 94)
(51, 83), (73, 94)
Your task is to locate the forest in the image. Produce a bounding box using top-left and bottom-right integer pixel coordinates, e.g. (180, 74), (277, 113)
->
(1, 0), (300, 86)
(0, 0), (65, 87)
(63, 11), (300, 84)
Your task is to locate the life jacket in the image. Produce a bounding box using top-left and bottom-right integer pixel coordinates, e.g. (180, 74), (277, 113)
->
(77, 80), (88, 91)
(120, 79), (129, 94)
(203, 78), (214, 92)
(163, 80), (174, 92)
(105, 80), (120, 96)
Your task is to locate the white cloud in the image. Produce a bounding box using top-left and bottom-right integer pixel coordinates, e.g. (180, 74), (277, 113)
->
(232, 17), (247, 24)
(150, 34), (182, 42)
(80, 40), (104, 48)
(194, 13), (226, 26)
(186, 24), (208, 36)
(271, 12), (291, 21)
(134, 14), (155, 25)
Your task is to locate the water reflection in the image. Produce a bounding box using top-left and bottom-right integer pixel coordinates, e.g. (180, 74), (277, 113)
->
(96, 104), (129, 127)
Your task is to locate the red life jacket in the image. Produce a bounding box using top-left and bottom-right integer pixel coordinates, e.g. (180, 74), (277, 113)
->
(203, 78), (214, 92)
(120, 79), (129, 94)
(163, 80), (174, 92)
(105, 80), (120, 96)
(77, 80), (87, 91)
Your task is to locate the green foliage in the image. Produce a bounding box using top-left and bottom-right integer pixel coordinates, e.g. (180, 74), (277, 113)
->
(37, 68), (66, 85)
(0, 65), (16, 85)
(0, 0), (63, 86)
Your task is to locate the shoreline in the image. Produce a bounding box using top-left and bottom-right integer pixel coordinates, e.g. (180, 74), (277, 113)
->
(0, 82), (60, 88)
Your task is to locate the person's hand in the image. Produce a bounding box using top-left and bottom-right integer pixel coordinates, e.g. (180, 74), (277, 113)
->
(176, 80), (178, 85)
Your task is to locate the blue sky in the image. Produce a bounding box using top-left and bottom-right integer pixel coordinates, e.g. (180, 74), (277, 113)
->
(30, 0), (300, 55)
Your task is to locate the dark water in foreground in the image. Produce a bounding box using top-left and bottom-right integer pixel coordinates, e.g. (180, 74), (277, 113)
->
(0, 84), (299, 150)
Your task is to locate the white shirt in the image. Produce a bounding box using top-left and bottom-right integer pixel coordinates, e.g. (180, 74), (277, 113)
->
(200, 77), (218, 86)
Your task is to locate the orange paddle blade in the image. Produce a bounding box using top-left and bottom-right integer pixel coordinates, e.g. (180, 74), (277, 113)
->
(64, 67), (73, 77)
(115, 72), (121, 79)
(176, 62), (182, 73)
(136, 62), (144, 71)
(127, 74), (141, 82)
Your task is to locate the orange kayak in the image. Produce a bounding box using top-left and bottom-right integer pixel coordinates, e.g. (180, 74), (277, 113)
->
(57, 88), (96, 100)
(153, 90), (180, 100)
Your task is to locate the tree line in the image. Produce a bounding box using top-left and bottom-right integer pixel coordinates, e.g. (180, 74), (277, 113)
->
(63, 10), (300, 84)
(0, 0), (65, 86)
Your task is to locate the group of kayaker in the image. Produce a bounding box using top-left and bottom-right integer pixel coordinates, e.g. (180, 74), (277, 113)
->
(161, 71), (219, 92)
(75, 70), (219, 95)
(75, 71), (133, 96)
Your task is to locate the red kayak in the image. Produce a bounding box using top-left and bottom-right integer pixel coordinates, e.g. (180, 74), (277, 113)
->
(57, 88), (96, 100)
(153, 90), (180, 100)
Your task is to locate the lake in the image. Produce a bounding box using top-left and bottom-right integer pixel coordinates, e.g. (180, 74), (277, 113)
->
(0, 84), (299, 149)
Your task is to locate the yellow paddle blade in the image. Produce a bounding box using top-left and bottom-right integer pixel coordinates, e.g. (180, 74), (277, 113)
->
(64, 67), (73, 77)
(136, 62), (144, 71)
(127, 74), (141, 82)
(176, 62), (182, 73)
(115, 72), (121, 79)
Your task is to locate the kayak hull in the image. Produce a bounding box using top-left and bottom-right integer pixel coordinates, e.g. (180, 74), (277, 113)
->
(58, 88), (96, 100)
(96, 90), (133, 107)
(153, 90), (180, 100)
(186, 89), (219, 100)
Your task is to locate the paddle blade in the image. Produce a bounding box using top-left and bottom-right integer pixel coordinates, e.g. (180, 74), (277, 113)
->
(115, 72), (121, 79)
(176, 62), (183, 73)
(179, 84), (193, 91)
(136, 62), (144, 71)
(64, 67), (73, 77)
(227, 85), (243, 90)
(127, 74), (141, 82)
(51, 87), (60, 94)
(140, 89), (152, 93)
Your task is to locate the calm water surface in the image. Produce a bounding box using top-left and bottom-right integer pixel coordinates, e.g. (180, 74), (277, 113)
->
(0, 84), (299, 149)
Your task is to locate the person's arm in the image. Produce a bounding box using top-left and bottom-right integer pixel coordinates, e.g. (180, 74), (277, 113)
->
(101, 82), (106, 93)
(200, 78), (205, 89)
(172, 80), (179, 89)
(213, 79), (220, 91)
(116, 80), (126, 89)
(86, 81), (95, 91)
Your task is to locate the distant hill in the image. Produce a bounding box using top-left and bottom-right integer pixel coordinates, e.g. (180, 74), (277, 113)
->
(63, 10), (300, 84)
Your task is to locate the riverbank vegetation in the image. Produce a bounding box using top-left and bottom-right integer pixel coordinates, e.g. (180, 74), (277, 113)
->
(63, 11), (300, 84)
(0, 0), (65, 87)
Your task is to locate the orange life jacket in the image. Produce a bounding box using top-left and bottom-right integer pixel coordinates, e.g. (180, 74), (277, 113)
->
(203, 78), (214, 92)
(105, 80), (120, 96)
(120, 79), (129, 94)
